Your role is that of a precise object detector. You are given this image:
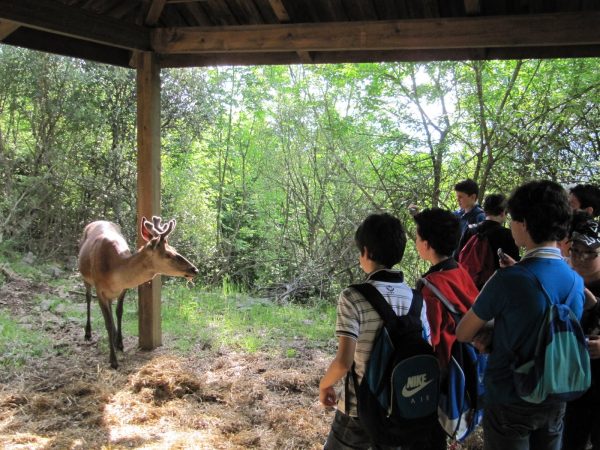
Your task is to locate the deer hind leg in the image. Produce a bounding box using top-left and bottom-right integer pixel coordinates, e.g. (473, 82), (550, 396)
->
(115, 290), (126, 351)
(84, 282), (93, 340)
(98, 297), (119, 369)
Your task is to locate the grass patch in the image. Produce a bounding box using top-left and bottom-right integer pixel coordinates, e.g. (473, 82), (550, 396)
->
(161, 284), (336, 355)
(0, 311), (52, 369)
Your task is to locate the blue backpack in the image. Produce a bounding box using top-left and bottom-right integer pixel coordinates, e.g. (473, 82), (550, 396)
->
(511, 265), (591, 404)
(419, 278), (487, 442)
(347, 283), (440, 446)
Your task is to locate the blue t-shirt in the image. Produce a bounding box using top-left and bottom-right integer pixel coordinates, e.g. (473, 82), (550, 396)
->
(472, 250), (585, 405)
(454, 205), (486, 238)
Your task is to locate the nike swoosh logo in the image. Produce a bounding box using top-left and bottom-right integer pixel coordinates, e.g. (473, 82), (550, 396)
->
(401, 379), (434, 397)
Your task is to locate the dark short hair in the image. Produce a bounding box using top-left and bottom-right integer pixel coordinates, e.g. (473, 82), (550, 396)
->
(454, 179), (479, 197)
(569, 210), (593, 239)
(570, 184), (600, 217)
(483, 194), (507, 216)
(355, 213), (407, 268)
(413, 208), (460, 257)
(508, 180), (571, 244)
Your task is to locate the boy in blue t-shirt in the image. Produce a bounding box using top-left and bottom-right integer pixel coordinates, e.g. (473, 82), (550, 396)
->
(453, 179), (486, 258)
(456, 180), (585, 450)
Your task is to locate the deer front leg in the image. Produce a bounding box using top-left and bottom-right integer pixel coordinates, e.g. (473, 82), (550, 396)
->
(84, 282), (92, 340)
(115, 290), (126, 351)
(98, 298), (119, 369)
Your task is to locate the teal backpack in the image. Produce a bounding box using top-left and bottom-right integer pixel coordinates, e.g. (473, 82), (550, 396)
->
(512, 265), (591, 404)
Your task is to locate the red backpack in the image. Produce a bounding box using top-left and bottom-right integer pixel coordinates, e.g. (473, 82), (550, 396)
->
(458, 227), (495, 289)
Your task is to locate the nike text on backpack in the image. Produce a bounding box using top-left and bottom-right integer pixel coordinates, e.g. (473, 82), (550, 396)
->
(458, 225), (496, 290)
(419, 277), (487, 442)
(347, 283), (440, 446)
(511, 265), (591, 404)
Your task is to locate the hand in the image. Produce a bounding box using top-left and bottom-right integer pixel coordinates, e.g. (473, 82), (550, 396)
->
(588, 335), (600, 359)
(319, 385), (337, 407)
(472, 323), (494, 353)
(584, 288), (598, 311)
(408, 204), (419, 217)
(499, 253), (516, 268)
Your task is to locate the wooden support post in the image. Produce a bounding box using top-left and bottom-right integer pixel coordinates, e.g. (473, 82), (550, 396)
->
(136, 51), (162, 350)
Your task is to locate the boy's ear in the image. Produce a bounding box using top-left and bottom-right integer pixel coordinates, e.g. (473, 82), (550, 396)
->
(584, 206), (594, 216)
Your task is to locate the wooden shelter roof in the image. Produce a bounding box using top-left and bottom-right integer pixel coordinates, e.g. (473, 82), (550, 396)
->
(1, 0), (600, 69)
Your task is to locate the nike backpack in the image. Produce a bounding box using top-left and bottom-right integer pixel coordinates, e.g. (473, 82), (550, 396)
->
(347, 283), (440, 446)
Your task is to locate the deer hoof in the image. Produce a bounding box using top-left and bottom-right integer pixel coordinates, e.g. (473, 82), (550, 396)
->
(110, 360), (119, 369)
(84, 333), (92, 341)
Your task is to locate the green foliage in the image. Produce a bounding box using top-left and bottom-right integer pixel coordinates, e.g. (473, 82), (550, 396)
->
(1, 46), (599, 303)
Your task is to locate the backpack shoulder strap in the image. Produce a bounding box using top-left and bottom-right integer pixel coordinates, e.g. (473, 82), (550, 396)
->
(515, 263), (579, 308)
(351, 283), (424, 324)
(419, 277), (461, 317)
(350, 283), (397, 326)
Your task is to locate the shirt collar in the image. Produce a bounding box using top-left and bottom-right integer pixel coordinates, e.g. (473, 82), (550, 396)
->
(367, 268), (404, 283)
(521, 246), (563, 260)
(424, 257), (458, 276)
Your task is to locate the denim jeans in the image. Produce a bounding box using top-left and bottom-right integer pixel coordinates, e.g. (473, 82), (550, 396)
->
(563, 397), (600, 450)
(483, 401), (565, 450)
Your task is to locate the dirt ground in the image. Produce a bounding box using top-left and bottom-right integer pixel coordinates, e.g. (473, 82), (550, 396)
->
(0, 269), (335, 449)
(0, 269), (482, 450)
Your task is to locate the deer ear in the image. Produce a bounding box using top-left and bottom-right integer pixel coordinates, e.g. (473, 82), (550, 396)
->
(141, 217), (153, 242)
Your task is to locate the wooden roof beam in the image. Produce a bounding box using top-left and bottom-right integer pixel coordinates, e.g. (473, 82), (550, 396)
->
(152, 12), (600, 54)
(464, 0), (481, 16)
(0, 0), (151, 51)
(159, 45), (600, 68)
(267, 0), (312, 63)
(146, 0), (167, 26)
(0, 20), (19, 40)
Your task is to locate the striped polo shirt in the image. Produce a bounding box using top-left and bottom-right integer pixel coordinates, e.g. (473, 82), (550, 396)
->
(336, 269), (431, 416)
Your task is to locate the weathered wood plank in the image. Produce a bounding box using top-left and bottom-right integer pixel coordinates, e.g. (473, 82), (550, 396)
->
(146, 0), (167, 25)
(184, 2), (213, 26)
(136, 51), (162, 351)
(159, 44), (600, 67)
(152, 12), (600, 54)
(226, 0), (265, 25)
(0, 20), (19, 40)
(4, 27), (131, 66)
(0, 0), (150, 51)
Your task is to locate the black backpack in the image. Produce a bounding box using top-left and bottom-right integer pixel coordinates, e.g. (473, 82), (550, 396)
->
(347, 283), (440, 446)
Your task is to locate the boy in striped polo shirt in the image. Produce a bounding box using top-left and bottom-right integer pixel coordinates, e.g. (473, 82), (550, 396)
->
(319, 213), (432, 450)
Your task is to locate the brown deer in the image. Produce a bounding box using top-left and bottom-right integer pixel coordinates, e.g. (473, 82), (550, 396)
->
(78, 216), (198, 369)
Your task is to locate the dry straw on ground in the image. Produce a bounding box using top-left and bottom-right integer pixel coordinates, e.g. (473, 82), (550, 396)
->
(0, 271), (482, 449)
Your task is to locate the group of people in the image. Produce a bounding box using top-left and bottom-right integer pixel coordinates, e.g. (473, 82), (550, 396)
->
(319, 179), (600, 450)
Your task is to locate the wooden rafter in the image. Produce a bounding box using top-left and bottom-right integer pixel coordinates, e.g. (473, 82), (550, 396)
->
(0, 20), (19, 40)
(0, 0), (151, 51)
(146, 0), (167, 25)
(152, 12), (600, 54)
(257, 0), (313, 62)
(159, 44), (600, 68)
(464, 0), (481, 16)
